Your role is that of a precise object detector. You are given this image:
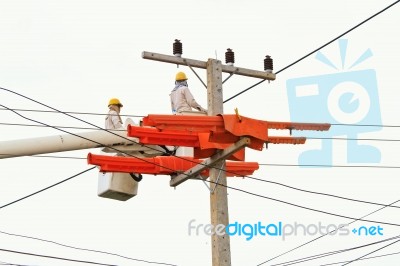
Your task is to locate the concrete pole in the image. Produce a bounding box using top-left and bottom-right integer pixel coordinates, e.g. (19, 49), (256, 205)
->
(207, 58), (231, 266)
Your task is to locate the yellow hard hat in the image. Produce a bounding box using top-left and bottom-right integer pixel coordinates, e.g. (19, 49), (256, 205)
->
(175, 72), (188, 81)
(108, 98), (123, 107)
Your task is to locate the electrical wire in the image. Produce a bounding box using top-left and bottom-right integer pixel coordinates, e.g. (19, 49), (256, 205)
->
(246, 175), (400, 209)
(0, 107), (143, 118)
(266, 235), (400, 266)
(3, 105), (399, 215)
(0, 88), (151, 147)
(320, 251), (400, 266)
(0, 230), (178, 266)
(3, 106), (399, 244)
(1, 2), (398, 264)
(4, 121), (400, 143)
(256, 198), (400, 265)
(3, 131), (400, 213)
(2, 108), (400, 128)
(4, 103), (400, 228)
(330, 122), (400, 128)
(6, 150), (400, 171)
(0, 113), (177, 266)
(0, 248), (117, 266)
(0, 121), (178, 265)
(2, 133), (395, 266)
(0, 122), (106, 131)
(341, 239), (400, 266)
(0, 87), (177, 160)
(4, 148), (400, 172)
(202, 178), (400, 227)
(0, 92), (241, 183)
(0, 167), (95, 210)
(3, 120), (400, 142)
(223, 0), (400, 103)
(2, 89), (400, 229)
(0, 103), (173, 170)
(307, 136), (400, 142)
(24, 154), (86, 160)
(259, 163), (400, 169)
(1, 158), (396, 266)
(0, 261), (32, 266)
(273, 236), (400, 266)
(3, 117), (398, 218)
(3, 102), (400, 221)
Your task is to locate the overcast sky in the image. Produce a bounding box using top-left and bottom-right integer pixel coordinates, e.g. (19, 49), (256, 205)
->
(1, 1), (399, 265)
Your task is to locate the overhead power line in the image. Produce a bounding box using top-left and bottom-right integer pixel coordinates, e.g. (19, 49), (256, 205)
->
(0, 122), (107, 131)
(0, 167), (95, 210)
(3, 102), (400, 227)
(341, 238), (400, 266)
(2, 108), (400, 129)
(3, 102), (400, 216)
(0, 107), (143, 118)
(4, 121), (400, 143)
(259, 163), (400, 169)
(257, 198), (400, 265)
(268, 235), (400, 266)
(246, 175), (400, 209)
(0, 88), (149, 145)
(0, 103), (184, 173)
(3, 107), (398, 213)
(0, 260), (32, 266)
(320, 251), (400, 266)
(7, 152), (400, 171)
(2, 100), (399, 266)
(203, 178), (400, 227)
(2, 88), (400, 228)
(3, 120), (400, 142)
(223, 0), (400, 103)
(0, 248), (117, 266)
(0, 230), (178, 266)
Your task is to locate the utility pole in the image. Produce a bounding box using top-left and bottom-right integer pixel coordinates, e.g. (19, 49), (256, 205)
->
(142, 47), (275, 266)
(207, 58), (231, 265)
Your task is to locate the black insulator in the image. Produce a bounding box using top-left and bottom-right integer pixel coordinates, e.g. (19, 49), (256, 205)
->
(173, 39), (183, 56)
(264, 55), (273, 72)
(225, 48), (235, 65)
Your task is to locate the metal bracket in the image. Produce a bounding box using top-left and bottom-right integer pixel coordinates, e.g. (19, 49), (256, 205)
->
(183, 58), (207, 89)
(170, 137), (251, 187)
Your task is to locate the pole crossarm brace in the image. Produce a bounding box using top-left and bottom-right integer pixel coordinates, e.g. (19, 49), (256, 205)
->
(142, 51), (276, 80)
(170, 137), (251, 187)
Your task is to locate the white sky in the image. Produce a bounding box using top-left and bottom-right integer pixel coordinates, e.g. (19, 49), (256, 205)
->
(0, 0), (399, 265)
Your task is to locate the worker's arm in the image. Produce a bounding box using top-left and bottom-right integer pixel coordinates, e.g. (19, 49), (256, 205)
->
(107, 110), (123, 129)
(183, 87), (207, 112)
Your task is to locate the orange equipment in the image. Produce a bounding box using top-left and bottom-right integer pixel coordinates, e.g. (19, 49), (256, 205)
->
(130, 114), (330, 157)
(87, 153), (259, 177)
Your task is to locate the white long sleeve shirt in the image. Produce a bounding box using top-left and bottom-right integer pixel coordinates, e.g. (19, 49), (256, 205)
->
(170, 86), (204, 114)
(105, 110), (123, 129)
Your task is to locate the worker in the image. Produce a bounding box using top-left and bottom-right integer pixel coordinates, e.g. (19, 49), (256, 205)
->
(104, 98), (142, 182)
(105, 98), (123, 129)
(170, 72), (207, 114)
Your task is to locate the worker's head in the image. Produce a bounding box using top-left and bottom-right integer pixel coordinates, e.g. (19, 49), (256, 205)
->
(108, 98), (123, 110)
(175, 72), (187, 81)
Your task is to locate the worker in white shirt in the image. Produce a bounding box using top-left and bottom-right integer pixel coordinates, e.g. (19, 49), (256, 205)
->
(105, 98), (123, 129)
(170, 72), (207, 114)
(104, 98), (143, 181)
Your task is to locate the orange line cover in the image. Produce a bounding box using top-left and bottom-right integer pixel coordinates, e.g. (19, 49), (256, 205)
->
(87, 153), (258, 177)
